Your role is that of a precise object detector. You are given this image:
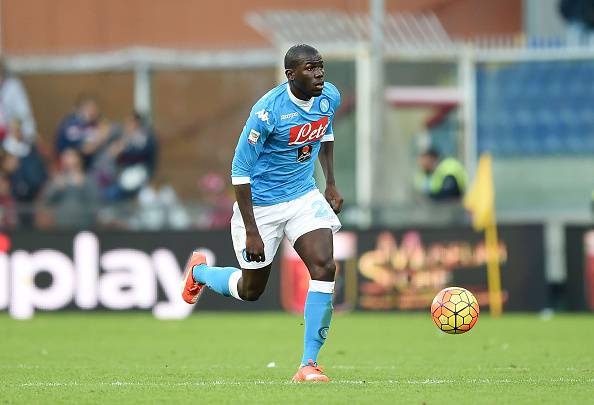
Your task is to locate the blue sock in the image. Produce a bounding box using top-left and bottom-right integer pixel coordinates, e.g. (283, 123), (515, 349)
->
(193, 264), (240, 297)
(301, 290), (334, 366)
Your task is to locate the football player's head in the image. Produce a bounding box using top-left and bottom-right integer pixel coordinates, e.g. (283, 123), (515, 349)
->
(285, 44), (324, 99)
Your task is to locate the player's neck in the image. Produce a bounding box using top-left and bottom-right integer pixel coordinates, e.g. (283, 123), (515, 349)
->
(287, 84), (314, 113)
(288, 81), (312, 101)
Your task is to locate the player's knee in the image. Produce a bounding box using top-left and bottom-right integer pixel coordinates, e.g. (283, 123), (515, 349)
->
(310, 258), (336, 281)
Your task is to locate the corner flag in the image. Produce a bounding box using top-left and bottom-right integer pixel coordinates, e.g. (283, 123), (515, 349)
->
(463, 154), (494, 230)
(463, 153), (503, 317)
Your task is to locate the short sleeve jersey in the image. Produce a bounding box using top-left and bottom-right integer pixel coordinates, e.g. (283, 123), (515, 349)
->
(231, 82), (341, 206)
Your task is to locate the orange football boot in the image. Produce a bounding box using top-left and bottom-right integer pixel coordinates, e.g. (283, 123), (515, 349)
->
(291, 360), (330, 382)
(181, 250), (207, 304)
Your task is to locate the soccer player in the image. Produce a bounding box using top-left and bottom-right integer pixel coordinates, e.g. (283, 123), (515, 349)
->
(181, 44), (343, 382)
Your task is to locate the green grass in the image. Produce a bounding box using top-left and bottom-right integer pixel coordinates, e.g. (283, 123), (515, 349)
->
(1, 312), (594, 404)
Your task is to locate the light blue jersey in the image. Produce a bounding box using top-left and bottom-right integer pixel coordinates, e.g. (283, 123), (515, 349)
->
(231, 82), (341, 205)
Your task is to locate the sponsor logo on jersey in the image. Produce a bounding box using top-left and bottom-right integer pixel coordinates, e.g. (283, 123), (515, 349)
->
(289, 116), (329, 146)
(319, 97), (330, 113)
(255, 109), (270, 124)
(248, 129), (260, 145)
(281, 112), (299, 120)
(297, 144), (313, 162)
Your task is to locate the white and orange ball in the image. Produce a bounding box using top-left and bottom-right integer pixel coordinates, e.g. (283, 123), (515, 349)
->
(431, 287), (479, 334)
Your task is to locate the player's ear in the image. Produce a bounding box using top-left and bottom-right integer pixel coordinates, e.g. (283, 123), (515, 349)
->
(285, 69), (294, 80)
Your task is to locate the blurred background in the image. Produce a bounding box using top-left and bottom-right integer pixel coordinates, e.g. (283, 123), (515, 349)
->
(1, 0), (594, 318)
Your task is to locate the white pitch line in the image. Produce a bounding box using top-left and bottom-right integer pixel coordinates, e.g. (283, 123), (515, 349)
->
(12, 378), (594, 388)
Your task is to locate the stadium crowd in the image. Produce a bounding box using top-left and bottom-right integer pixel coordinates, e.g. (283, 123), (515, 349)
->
(0, 59), (236, 231)
(0, 59), (208, 230)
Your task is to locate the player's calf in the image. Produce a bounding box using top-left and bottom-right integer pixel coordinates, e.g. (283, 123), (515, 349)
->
(299, 279), (334, 367)
(236, 265), (272, 301)
(238, 287), (264, 301)
(181, 250), (244, 302)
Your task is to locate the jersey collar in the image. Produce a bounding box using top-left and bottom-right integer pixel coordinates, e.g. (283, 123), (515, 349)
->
(287, 83), (314, 113)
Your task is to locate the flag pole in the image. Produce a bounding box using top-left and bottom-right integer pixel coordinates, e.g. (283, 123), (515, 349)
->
(463, 153), (503, 317)
(484, 214), (502, 317)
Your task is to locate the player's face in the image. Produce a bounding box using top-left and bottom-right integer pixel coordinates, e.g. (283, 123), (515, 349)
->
(288, 54), (325, 99)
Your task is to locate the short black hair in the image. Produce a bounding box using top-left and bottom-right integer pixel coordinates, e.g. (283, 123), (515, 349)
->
(284, 44), (321, 69)
(421, 147), (441, 159)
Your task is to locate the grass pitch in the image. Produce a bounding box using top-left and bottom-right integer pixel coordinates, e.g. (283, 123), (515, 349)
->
(1, 312), (594, 404)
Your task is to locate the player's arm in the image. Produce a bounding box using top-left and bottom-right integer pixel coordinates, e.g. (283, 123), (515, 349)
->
(318, 140), (343, 213)
(233, 183), (265, 262)
(230, 109), (272, 263)
(319, 84), (344, 213)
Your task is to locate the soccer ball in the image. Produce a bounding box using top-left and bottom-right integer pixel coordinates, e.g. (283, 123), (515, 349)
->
(431, 287), (479, 334)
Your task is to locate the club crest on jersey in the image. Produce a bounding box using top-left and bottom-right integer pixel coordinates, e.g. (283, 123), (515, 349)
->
(319, 97), (330, 113)
(289, 116), (329, 146)
(248, 129), (260, 145)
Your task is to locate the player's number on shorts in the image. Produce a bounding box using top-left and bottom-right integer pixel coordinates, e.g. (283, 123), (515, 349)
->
(312, 200), (331, 218)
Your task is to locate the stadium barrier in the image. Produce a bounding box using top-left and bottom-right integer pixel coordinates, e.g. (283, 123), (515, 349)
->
(0, 230), (282, 319)
(565, 224), (594, 311)
(352, 224), (547, 312)
(0, 225), (547, 319)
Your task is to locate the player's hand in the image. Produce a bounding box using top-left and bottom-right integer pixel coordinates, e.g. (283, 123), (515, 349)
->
(325, 184), (344, 214)
(245, 231), (266, 262)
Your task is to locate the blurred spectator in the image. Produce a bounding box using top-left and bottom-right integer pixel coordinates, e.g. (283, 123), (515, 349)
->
(0, 172), (17, 229)
(117, 112), (157, 175)
(198, 172), (233, 228)
(43, 148), (99, 228)
(93, 112), (157, 201)
(0, 58), (37, 143)
(131, 176), (190, 230)
(559, 0), (594, 46)
(2, 120), (48, 227)
(414, 147), (467, 202)
(55, 95), (111, 168)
